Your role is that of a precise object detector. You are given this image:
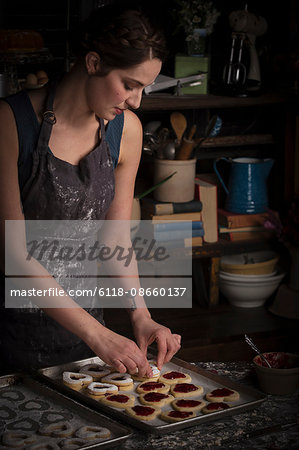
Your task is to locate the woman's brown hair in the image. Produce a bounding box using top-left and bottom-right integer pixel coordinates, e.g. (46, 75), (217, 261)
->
(75, 3), (167, 74)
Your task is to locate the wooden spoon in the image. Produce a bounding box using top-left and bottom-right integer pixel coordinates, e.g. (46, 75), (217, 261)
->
(170, 112), (187, 144)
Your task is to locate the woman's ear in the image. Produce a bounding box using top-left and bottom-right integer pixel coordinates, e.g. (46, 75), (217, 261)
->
(86, 52), (101, 75)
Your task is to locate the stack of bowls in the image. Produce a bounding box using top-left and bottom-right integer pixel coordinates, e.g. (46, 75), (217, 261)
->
(219, 250), (285, 308)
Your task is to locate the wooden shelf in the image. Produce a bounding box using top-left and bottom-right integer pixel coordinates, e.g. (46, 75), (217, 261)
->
(140, 92), (288, 111)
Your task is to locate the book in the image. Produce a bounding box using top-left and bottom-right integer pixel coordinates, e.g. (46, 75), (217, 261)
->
(219, 225), (269, 233)
(153, 221), (203, 232)
(156, 236), (203, 248)
(219, 229), (275, 242)
(154, 228), (204, 241)
(194, 174), (218, 243)
(218, 208), (280, 228)
(142, 211), (203, 223)
(141, 198), (202, 216)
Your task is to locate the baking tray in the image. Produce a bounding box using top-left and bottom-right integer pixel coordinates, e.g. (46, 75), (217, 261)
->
(37, 353), (267, 435)
(0, 373), (132, 449)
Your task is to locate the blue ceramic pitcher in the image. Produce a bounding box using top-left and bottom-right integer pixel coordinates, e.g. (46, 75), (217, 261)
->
(213, 157), (274, 214)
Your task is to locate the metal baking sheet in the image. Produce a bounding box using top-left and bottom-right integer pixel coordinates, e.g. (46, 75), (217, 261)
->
(0, 374), (132, 449)
(38, 353), (267, 435)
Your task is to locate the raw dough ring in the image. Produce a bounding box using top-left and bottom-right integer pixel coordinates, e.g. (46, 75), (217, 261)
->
(62, 371), (92, 390)
(172, 398), (206, 412)
(86, 382), (118, 397)
(58, 438), (86, 449)
(170, 383), (204, 398)
(139, 392), (174, 407)
(100, 393), (135, 409)
(26, 443), (60, 450)
(160, 410), (196, 422)
(39, 421), (74, 438)
(136, 381), (170, 394)
(126, 405), (161, 421)
(159, 371), (192, 385)
(2, 431), (37, 447)
(75, 425), (111, 440)
(202, 402), (231, 414)
(79, 363), (112, 380)
(205, 388), (240, 402)
(101, 372), (133, 390)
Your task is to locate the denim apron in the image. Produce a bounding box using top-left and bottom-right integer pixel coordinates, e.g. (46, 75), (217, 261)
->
(0, 82), (115, 372)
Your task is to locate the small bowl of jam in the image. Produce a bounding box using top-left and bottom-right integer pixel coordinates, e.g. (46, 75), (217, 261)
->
(253, 352), (299, 395)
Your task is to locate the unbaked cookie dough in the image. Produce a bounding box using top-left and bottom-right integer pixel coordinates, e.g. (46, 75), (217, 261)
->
(202, 402), (230, 414)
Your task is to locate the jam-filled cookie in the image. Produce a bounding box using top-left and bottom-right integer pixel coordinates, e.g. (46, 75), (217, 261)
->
(170, 383), (204, 398)
(132, 362), (160, 382)
(202, 402), (230, 414)
(101, 372), (133, 390)
(139, 392), (174, 407)
(126, 405), (161, 421)
(100, 393), (135, 409)
(79, 363), (112, 380)
(136, 381), (170, 394)
(160, 410), (196, 422)
(172, 398), (206, 412)
(86, 382), (118, 397)
(62, 371), (92, 390)
(205, 388), (240, 402)
(159, 371), (191, 385)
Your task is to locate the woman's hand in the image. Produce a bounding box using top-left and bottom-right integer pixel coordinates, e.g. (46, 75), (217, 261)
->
(87, 325), (152, 378)
(131, 314), (181, 370)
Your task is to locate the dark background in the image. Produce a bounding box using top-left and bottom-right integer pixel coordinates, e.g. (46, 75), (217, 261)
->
(0, 0), (298, 92)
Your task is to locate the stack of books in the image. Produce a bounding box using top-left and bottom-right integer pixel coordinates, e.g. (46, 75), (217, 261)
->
(218, 208), (278, 241)
(140, 198), (204, 247)
(194, 173), (218, 243)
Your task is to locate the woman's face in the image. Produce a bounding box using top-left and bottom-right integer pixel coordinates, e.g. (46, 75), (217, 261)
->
(86, 57), (162, 120)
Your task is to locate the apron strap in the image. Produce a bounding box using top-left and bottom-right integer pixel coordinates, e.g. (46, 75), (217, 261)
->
(35, 80), (58, 155)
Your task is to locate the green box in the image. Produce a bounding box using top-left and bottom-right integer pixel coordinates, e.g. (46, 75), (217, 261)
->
(175, 55), (209, 94)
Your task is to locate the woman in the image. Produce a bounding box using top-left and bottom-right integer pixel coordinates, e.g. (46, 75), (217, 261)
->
(0, 4), (181, 376)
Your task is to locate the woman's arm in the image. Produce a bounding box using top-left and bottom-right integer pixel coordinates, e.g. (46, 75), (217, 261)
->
(104, 110), (181, 369)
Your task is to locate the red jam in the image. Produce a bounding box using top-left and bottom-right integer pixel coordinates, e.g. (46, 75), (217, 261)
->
(108, 394), (129, 403)
(176, 399), (201, 408)
(132, 405), (155, 416)
(206, 402), (229, 411)
(173, 383), (197, 393)
(113, 376), (128, 381)
(168, 411), (192, 418)
(141, 382), (165, 391)
(210, 388), (234, 397)
(256, 352), (299, 369)
(163, 371), (186, 380)
(143, 392), (168, 402)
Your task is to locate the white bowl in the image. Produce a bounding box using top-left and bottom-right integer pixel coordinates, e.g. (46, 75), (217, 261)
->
(219, 270), (277, 282)
(220, 250), (279, 275)
(219, 272), (286, 308)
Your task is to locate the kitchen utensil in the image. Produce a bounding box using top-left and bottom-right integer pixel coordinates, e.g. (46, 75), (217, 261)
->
(245, 334), (272, 368)
(213, 157), (274, 213)
(163, 140), (176, 159)
(170, 112), (187, 144)
(144, 120), (161, 136)
(175, 124), (197, 160)
(137, 171), (177, 200)
(194, 115), (222, 149)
